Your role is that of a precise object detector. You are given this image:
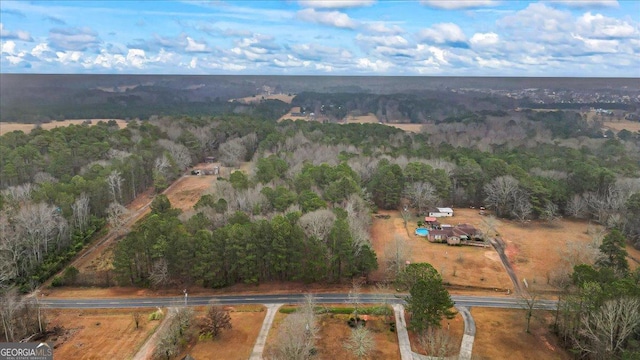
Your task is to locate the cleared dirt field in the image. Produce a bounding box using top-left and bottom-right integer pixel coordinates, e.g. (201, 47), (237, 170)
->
(471, 308), (570, 360)
(496, 216), (602, 292)
(185, 305), (266, 360)
(0, 119), (128, 135)
(232, 93), (295, 104)
(371, 208), (605, 293)
(346, 113), (380, 123)
(266, 307), (399, 360)
(346, 114), (423, 133)
(604, 120), (640, 132)
(370, 210), (511, 290)
(45, 308), (159, 360)
(315, 313), (400, 360)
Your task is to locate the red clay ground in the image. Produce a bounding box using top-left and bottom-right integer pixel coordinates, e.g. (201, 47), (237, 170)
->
(371, 208), (608, 293)
(183, 305), (266, 360)
(315, 314), (400, 360)
(370, 209), (511, 291)
(45, 308), (159, 360)
(266, 306), (399, 360)
(471, 308), (571, 360)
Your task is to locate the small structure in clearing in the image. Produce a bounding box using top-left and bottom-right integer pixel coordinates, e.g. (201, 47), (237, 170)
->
(429, 207), (454, 217)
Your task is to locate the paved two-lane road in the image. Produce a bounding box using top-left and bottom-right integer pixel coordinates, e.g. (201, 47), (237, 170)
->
(38, 293), (558, 310)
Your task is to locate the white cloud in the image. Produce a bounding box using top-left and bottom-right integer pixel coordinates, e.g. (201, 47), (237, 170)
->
(315, 63), (334, 72)
(126, 48), (147, 68)
(545, 0), (619, 8)
(420, 0), (499, 10)
(298, 0), (375, 8)
(469, 32), (499, 47)
(0, 23), (33, 42)
(474, 56), (515, 68)
(576, 12), (636, 38)
(572, 34), (620, 53)
(356, 34), (410, 48)
(223, 62), (246, 71)
(356, 58), (392, 72)
(31, 43), (51, 57)
(56, 50), (83, 64)
(189, 57), (197, 69)
(296, 8), (357, 29)
(417, 23), (466, 44)
(290, 43), (352, 60)
(499, 3), (572, 38)
(1, 40), (17, 54)
(92, 50), (126, 69)
(185, 37), (207, 52)
(273, 54), (311, 68)
(364, 21), (404, 34)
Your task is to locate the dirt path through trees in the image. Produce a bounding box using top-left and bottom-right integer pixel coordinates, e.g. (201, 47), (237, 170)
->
(132, 307), (176, 360)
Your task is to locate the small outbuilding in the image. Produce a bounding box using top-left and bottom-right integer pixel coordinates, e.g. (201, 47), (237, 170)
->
(428, 207), (454, 217)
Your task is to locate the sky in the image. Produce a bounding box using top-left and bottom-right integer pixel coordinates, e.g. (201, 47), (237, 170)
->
(0, 0), (639, 76)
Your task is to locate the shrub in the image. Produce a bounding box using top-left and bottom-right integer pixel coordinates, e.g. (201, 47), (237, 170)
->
(51, 276), (64, 287)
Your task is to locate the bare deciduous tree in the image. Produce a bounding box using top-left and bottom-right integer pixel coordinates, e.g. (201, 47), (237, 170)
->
(566, 194), (587, 218)
(158, 139), (192, 171)
(418, 327), (456, 359)
(106, 202), (130, 236)
(106, 170), (124, 204)
(384, 235), (411, 281)
(540, 201), (561, 224)
(269, 294), (318, 360)
(298, 209), (336, 242)
(406, 182), (438, 216)
(154, 154), (171, 177)
(2, 183), (35, 204)
(15, 202), (67, 265)
(149, 258), (170, 288)
(219, 138), (247, 167)
(577, 297), (640, 359)
(200, 304), (232, 338)
(343, 326), (375, 360)
(72, 193), (90, 232)
(512, 192), (533, 222)
(484, 175), (520, 218)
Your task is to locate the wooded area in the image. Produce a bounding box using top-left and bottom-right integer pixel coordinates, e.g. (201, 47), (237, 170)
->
(1, 92), (639, 356)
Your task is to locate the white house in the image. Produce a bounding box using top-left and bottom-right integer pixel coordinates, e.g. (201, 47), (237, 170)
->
(428, 207), (454, 217)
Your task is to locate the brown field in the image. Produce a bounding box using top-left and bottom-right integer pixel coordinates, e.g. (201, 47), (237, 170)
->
(604, 120), (640, 132)
(495, 216), (602, 292)
(45, 308), (159, 360)
(346, 114), (423, 133)
(471, 308), (570, 360)
(406, 312), (464, 356)
(232, 93), (295, 104)
(185, 305), (266, 360)
(371, 208), (604, 293)
(315, 314), (400, 360)
(370, 209), (512, 290)
(346, 113), (380, 123)
(0, 119), (128, 135)
(266, 307), (399, 360)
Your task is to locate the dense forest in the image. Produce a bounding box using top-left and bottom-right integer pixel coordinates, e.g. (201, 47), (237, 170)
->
(1, 92), (640, 356)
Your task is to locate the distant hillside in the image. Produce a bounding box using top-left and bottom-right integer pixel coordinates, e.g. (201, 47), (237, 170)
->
(1, 74), (638, 122)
